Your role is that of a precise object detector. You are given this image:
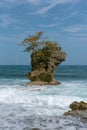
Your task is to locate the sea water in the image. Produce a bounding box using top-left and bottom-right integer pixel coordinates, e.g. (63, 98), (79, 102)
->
(0, 65), (87, 130)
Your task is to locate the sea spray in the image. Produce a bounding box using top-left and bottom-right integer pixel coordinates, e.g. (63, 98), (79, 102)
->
(0, 65), (87, 129)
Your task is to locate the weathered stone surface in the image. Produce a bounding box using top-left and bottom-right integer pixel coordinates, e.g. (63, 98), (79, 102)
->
(28, 80), (61, 86)
(70, 101), (87, 110)
(27, 45), (66, 85)
(64, 101), (87, 122)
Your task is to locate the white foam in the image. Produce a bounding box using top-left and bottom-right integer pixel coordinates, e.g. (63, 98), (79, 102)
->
(0, 81), (87, 116)
(0, 86), (83, 106)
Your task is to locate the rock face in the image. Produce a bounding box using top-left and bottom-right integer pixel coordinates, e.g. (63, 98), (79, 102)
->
(27, 45), (66, 85)
(64, 101), (87, 122)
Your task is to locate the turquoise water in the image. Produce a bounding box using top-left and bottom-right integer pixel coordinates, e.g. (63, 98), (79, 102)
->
(0, 65), (87, 129)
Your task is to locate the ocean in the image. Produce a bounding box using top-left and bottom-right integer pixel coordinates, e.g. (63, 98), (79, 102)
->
(0, 65), (87, 130)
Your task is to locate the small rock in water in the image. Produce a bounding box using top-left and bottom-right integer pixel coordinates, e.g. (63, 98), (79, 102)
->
(64, 101), (87, 122)
(32, 128), (40, 130)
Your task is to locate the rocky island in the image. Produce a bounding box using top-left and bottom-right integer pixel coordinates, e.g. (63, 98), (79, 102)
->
(20, 32), (66, 85)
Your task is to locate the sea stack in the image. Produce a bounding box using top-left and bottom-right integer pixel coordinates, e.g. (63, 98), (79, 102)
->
(20, 31), (66, 85)
(27, 42), (66, 85)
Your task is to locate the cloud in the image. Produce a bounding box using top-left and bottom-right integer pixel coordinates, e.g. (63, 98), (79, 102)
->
(71, 12), (78, 16)
(0, 14), (18, 27)
(0, 0), (19, 7)
(0, 0), (77, 14)
(0, 0), (79, 16)
(5, 0), (18, 2)
(39, 23), (57, 28)
(63, 26), (81, 33)
(63, 24), (87, 33)
(39, 19), (65, 28)
(36, 0), (76, 14)
(53, 12), (78, 26)
(26, 0), (41, 5)
(0, 0), (41, 7)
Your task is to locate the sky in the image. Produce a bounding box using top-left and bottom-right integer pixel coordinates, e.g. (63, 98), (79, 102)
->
(0, 0), (87, 65)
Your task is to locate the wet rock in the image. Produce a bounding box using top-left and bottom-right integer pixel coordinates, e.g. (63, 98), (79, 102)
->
(28, 80), (61, 86)
(64, 101), (87, 122)
(32, 128), (40, 130)
(70, 101), (87, 110)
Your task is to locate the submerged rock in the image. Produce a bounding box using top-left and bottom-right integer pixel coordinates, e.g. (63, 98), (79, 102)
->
(64, 101), (87, 122)
(27, 45), (66, 85)
(32, 128), (40, 130)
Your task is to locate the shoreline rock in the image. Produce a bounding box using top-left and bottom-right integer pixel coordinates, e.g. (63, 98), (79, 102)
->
(64, 101), (87, 122)
(27, 80), (61, 86)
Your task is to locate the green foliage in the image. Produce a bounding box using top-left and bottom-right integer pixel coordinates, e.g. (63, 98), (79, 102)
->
(43, 41), (58, 50)
(19, 31), (60, 53)
(19, 31), (44, 52)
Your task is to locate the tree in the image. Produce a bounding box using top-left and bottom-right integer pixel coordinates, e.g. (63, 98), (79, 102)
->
(19, 31), (66, 85)
(19, 31), (60, 53)
(19, 31), (44, 52)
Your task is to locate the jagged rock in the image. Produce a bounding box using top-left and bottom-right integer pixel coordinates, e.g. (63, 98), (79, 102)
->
(64, 101), (87, 122)
(27, 45), (66, 85)
(70, 101), (87, 110)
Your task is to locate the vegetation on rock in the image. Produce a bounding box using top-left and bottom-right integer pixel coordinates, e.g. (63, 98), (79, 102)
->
(20, 32), (66, 85)
(20, 32), (44, 52)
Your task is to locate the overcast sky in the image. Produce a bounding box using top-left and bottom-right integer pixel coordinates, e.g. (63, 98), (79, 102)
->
(0, 0), (87, 65)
